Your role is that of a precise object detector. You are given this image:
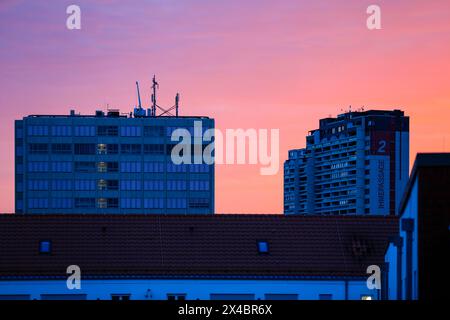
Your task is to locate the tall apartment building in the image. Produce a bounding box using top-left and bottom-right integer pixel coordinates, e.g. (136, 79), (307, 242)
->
(284, 110), (409, 215)
(15, 109), (214, 214)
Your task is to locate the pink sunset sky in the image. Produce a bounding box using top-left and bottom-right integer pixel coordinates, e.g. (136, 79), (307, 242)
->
(0, 0), (449, 213)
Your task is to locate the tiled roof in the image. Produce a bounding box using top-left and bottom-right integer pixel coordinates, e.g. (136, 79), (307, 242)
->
(0, 214), (398, 279)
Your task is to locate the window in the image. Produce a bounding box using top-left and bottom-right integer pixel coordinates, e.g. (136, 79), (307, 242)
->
(51, 198), (72, 209)
(97, 144), (107, 154)
(319, 294), (333, 300)
(28, 198), (49, 209)
(28, 143), (48, 154)
(27, 125), (48, 136)
(144, 198), (164, 209)
(144, 180), (164, 191)
(98, 162), (107, 173)
(107, 144), (118, 154)
(96, 179), (118, 191)
(144, 126), (164, 136)
(257, 241), (269, 254)
(74, 143), (96, 155)
(189, 164), (210, 173)
(97, 198), (107, 208)
(167, 163), (187, 173)
(144, 162), (164, 173)
(51, 126), (72, 136)
(51, 143), (72, 154)
(167, 198), (187, 209)
(39, 240), (51, 254)
(97, 125), (118, 136)
(167, 180), (186, 191)
(120, 162), (141, 173)
(107, 162), (119, 172)
(121, 198), (141, 209)
(107, 198), (119, 208)
(28, 180), (49, 191)
(51, 162), (72, 172)
(74, 126), (95, 136)
(188, 198), (209, 209)
(107, 180), (119, 190)
(52, 180), (72, 190)
(167, 294), (186, 301)
(98, 179), (107, 190)
(120, 126), (141, 137)
(143, 144), (164, 154)
(121, 144), (142, 154)
(75, 161), (96, 173)
(189, 180), (210, 191)
(361, 295), (373, 300)
(111, 294), (130, 301)
(120, 180), (141, 191)
(28, 162), (49, 172)
(74, 198), (95, 208)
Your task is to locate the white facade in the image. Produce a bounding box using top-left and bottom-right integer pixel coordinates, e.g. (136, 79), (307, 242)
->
(384, 177), (419, 300)
(0, 278), (379, 300)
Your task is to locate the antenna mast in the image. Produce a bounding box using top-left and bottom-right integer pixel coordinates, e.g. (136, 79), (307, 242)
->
(151, 75), (159, 117)
(175, 93), (180, 117)
(136, 81), (142, 109)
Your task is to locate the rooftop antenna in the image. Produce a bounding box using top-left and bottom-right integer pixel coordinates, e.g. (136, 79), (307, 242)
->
(136, 81), (142, 109)
(175, 93), (180, 117)
(151, 75), (159, 117)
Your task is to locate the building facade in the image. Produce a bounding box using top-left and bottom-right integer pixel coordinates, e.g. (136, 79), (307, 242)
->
(0, 214), (398, 300)
(284, 110), (409, 215)
(384, 153), (450, 300)
(15, 110), (214, 214)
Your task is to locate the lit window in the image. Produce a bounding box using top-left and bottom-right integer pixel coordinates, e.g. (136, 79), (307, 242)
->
(39, 240), (51, 254)
(98, 162), (107, 173)
(361, 295), (372, 300)
(98, 179), (107, 191)
(97, 198), (107, 209)
(257, 241), (269, 254)
(97, 144), (107, 155)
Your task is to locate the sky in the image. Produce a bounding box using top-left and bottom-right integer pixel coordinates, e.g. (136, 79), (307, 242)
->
(0, 0), (449, 213)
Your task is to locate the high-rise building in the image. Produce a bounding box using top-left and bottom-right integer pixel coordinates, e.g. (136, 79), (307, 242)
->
(15, 109), (214, 214)
(284, 109), (409, 215)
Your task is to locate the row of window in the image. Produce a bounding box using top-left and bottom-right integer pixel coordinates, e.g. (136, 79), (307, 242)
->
(28, 143), (206, 155)
(27, 161), (211, 173)
(28, 162), (72, 172)
(27, 179), (210, 191)
(28, 197), (210, 209)
(26, 125), (211, 137)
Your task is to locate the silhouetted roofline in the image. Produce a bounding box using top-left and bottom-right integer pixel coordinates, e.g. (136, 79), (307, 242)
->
(399, 153), (450, 215)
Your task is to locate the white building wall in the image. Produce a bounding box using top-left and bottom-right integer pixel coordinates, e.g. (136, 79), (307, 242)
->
(399, 177), (419, 300)
(385, 243), (398, 300)
(0, 279), (379, 300)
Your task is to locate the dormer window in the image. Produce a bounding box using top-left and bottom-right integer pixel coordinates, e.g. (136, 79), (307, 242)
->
(257, 241), (269, 254)
(39, 240), (51, 254)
